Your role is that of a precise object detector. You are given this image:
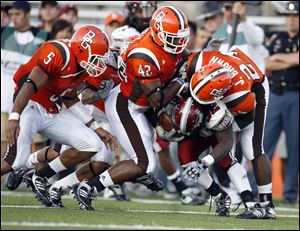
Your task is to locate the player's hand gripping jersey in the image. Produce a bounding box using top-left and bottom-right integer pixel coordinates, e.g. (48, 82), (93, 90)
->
(186, 48), (265, 116)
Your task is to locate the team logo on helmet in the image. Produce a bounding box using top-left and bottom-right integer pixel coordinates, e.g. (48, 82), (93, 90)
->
(154, 11), (166, 31)
(81, 31), (96, 49)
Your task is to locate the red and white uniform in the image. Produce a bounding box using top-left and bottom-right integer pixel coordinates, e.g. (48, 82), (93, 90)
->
(105, 28), (185, 173)
(6, 40), (103, 170)
(186, 48), (269, 160)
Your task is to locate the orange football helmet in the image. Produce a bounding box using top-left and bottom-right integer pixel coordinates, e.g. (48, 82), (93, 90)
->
(69, 25), (110, 77)
(150, 6), (190, 54)
(190, 63), (232, 104)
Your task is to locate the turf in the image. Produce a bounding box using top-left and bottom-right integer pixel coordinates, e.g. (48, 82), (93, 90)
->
(1, 190), (299, 230)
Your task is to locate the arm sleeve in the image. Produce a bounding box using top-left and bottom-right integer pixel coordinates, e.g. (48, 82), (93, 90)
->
(252, 77), (269, 157)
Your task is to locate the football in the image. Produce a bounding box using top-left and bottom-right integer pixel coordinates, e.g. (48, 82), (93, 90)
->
(158, 110), (175, 132)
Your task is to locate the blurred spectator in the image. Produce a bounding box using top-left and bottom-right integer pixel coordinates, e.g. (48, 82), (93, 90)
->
(105, 11), (125, 40)
(194, 26), (211, 50)
(264, 1), (299, 205)
(197, 1), (224, 36)
(1, 1), (49, 162)
(39, 1), (59, 32)
(58, 4), (78, 27)
(187, 20), (197, 51)
(212, 1), (267, 71)
(1, 5), (10, 27)
(124, 1), (157, 33)
(51, 19), (73, 39)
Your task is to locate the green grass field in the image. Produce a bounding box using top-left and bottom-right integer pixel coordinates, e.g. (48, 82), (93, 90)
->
(1, 190), (299, 230)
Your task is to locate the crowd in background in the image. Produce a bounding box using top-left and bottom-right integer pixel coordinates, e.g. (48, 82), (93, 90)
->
(1, 1), (298, 206)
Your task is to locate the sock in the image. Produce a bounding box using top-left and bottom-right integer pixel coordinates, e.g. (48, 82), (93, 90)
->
(25, 151), (39, 169)
(48, 157), (67, 173)
(227, 163), (252, 193)
(52, 172), (80, 191)
(240, 190), (256, 203)
(197, 169), (213, 189)
(258, 183), (273, 203)
(36, 163), (56, 179)
(205, 181), (223, 197)
(99, 170), (114, 188)
(88, 176), (105, 193)
(167, 170), (187, 193)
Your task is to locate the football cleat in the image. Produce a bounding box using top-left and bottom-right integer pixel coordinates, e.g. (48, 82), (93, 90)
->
(72, 180), (96, 211)
(214, 193), (231, 217)
(134, 173), (164, 191)
(6, 168), (30, 191)
(236, 202), (266, 219)
(180, 187), (206, 205)
(49, 186), (64, 208)
(32, 173), (52, 207)
(107, 184), (130, 201)
(261, 201), (277, 219)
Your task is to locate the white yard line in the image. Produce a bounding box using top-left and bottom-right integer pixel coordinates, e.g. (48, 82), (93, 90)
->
(1, 191), (299, 213)
(1, 221), (245, 230)
(1, 221), (205, 230)
(1, 205), (299, 218)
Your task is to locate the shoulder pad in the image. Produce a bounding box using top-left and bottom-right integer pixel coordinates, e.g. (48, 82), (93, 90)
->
(206, 100), (234, 131)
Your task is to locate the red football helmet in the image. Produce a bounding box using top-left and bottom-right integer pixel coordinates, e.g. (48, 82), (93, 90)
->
(69, 25), (110, 77)
(190, 63), (232, 105)
(171, 97), (205, 134)
(150, 6), (190, 54)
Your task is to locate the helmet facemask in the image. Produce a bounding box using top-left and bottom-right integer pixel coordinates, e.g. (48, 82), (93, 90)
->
(158, 28), (190, 54)
(80, 46), (109, 77)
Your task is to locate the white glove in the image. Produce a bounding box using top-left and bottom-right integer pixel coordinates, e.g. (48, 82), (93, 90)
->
(97, 79), (114, 100)
(182, 160), (208, 181)
(156, 125), (184, 142)
(206, 38), (226, 51)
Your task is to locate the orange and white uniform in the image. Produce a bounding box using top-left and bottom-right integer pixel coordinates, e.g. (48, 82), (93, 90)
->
(105, 28), (186, 173)
(186, 48), (269, 160)
(6, 40), (103, 170)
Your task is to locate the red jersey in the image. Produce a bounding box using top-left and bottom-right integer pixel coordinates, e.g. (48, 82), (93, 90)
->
(13, 39), (87, 114)
(84, 51), (121, 112)
(186, 48), (265, 115)
(118, 28), (184, 107)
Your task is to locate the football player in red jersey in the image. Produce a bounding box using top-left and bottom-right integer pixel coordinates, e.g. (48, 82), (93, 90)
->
(185, 48), (275, 219)
(2, 25), (118, 206)
(72, 6), (191, 210)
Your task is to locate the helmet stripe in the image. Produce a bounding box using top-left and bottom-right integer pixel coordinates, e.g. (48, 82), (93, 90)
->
(166, 6), (185, 30)
(180, 97), (193, 133)
(192, 67), (228, 95)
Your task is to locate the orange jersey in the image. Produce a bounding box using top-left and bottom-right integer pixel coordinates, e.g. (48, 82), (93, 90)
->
(84, 51), (121, 112)
(118, 28), (184, 107)
(186, 48), (265, 115)
(13, 39), (87, 114)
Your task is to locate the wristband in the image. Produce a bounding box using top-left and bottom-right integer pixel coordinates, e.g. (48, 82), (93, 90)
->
(8, 112), (20, 121)
(90, 121), (101, 131)
(201, 154), (215, 166)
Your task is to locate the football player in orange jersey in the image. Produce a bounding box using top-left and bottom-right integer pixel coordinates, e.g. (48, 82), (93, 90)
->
(2, 25), (118, 206)
(72, 6), (191, 210)
(185, 48), (276, 219)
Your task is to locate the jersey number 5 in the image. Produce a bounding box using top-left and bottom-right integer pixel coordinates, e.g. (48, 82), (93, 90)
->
(44, 52), (55, 64)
